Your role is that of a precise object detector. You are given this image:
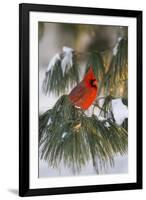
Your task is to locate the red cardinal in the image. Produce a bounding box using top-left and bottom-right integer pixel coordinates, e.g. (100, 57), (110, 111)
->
(69, 66), (98, 110)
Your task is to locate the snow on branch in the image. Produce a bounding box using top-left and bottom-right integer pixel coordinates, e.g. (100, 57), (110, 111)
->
(46, 46), (74, 77)
(93, 97), (128, 126)
(61, 46), (74, 76)
(112, 98), (128, 125)
(42, 46), (79, 95)
(46, 54), (60, 74)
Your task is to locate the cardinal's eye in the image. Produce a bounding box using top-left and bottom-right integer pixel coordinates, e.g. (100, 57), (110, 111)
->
(90, 79), (97, 87)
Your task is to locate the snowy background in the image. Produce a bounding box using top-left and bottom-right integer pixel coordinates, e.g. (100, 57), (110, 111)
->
(38, 22), (128, 177)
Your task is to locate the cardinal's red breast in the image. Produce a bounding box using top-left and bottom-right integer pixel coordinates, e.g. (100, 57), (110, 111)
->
(68, 67), (98, 110)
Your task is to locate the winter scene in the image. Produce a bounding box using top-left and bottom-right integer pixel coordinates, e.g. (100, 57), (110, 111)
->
(38, 22), (128, 177)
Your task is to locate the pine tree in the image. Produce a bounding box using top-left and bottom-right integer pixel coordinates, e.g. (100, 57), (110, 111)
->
(39, 26), (128, 174)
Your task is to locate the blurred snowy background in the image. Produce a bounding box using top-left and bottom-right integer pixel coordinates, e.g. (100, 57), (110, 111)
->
(38, 22), (128, 177)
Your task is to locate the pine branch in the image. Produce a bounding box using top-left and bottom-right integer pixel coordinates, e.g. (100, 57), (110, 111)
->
(39, 95), (128, 174)
(103, 39), (128, 97)
(42, 51), (79, 96)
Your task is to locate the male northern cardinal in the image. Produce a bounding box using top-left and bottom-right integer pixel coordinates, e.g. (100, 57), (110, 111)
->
(69, 67), (98, 110)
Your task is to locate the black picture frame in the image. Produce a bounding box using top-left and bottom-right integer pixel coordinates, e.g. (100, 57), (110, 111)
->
(19, 3), (143, 197)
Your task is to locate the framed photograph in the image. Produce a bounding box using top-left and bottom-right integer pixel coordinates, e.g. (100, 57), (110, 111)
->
(19, 3), (142, 197)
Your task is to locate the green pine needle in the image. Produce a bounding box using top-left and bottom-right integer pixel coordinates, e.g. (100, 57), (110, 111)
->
(42, 55), (79, 96)
(39, 95), (128, 174)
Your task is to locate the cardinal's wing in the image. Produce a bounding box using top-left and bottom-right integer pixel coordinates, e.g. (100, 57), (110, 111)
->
(69, 81), (89, 105)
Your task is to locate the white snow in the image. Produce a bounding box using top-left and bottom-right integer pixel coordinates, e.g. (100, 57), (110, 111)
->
(46, 53), (60, 73)
(112, 98), (128, 125)
(98, 116), (106, 121)
(46, 46), (74, 76)
(39, 154), (128, 177)
(47, 117), (52, 125)
(61, 46), (74, 76)
(85, 105), (94, 117)
(85, 98), (128, 127)
(112, 37), (122, 56)
(94, 98), (128, 126)
(117, 36), (122, 42)
(85, 105), (101, 117)
(62, 132), (68, 139)
(62, 46), (74, 53)
(104, 122), (110, 128)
